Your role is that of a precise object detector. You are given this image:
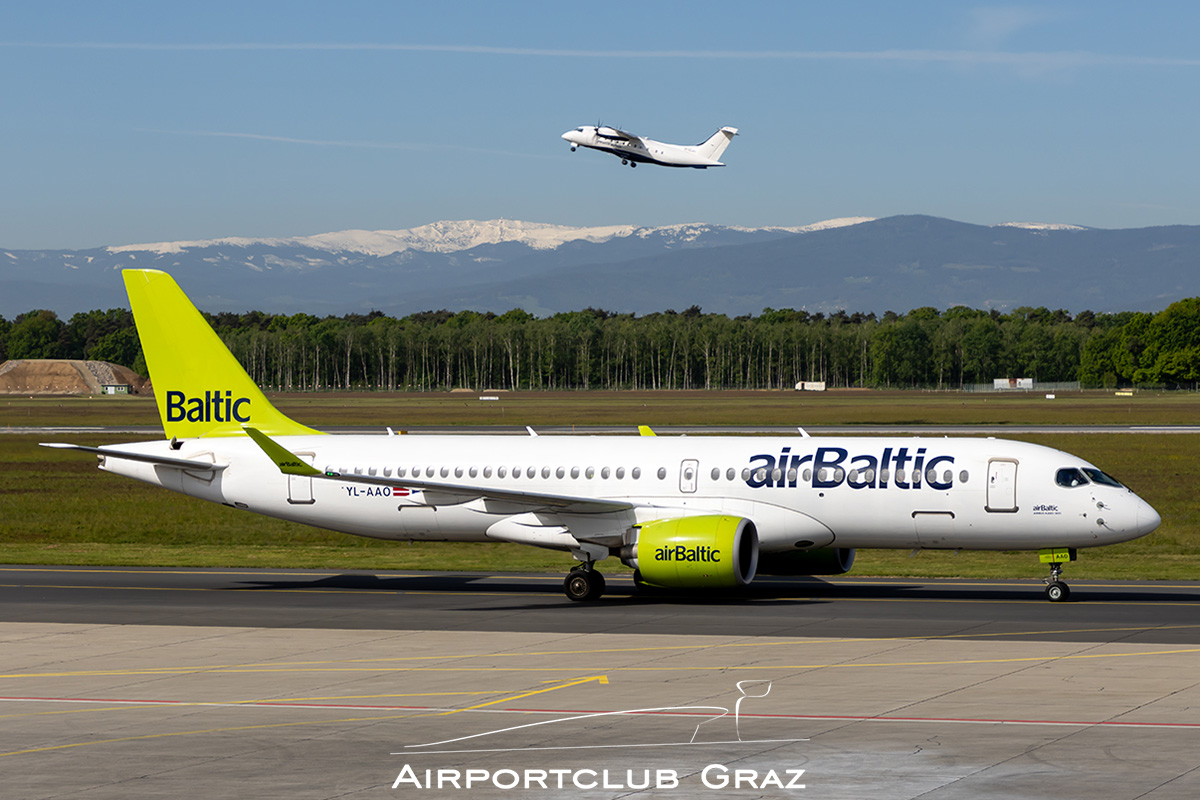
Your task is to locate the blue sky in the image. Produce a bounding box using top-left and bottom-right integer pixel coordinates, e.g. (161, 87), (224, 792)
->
(3, 1), (1199, 249)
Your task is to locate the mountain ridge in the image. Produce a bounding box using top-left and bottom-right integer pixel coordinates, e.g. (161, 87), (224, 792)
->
(4, 215), (1197, 318)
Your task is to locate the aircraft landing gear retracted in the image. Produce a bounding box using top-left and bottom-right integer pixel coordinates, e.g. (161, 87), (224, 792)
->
(1039, 547), (1077, 602)
(564, 565), (605, 602)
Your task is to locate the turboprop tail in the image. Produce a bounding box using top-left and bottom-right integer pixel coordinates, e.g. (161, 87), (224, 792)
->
(123, 269), (322, 439)
(697, 126), (738, 163)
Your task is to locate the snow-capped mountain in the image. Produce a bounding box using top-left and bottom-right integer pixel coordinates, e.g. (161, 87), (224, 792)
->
(105, 218), (863, 258)
(4, 215), (1198, 318)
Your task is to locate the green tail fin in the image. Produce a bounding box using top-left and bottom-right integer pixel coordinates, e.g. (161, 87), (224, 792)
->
(123, 269), (322, 439)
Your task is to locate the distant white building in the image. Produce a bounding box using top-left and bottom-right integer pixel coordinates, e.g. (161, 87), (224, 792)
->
(993, 378), (1034, 390)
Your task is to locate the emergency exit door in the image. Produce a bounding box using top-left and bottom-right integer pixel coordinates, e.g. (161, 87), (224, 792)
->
(680, 459), (699, 493)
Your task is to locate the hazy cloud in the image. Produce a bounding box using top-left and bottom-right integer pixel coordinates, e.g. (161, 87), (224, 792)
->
(5, 41), (1200, 70)
(964, 6), (1065, 49)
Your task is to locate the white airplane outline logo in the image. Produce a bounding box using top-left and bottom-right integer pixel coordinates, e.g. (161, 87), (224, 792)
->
(562, 124), (738, 168)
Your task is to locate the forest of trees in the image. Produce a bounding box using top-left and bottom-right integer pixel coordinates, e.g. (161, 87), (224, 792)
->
(3, 298), (1199, 391)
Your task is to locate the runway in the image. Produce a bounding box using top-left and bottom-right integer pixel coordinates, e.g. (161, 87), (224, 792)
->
(3, 567), (1199, 798)
(4, 566), (1200, 643)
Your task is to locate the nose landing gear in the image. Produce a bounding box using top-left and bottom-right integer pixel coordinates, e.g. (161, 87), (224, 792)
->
(1039, 548), (1077, 602)
(1045, 562), (1070, 602)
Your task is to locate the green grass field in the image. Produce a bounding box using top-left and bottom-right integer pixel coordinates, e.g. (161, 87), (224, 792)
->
(2, 389), (1198, 579)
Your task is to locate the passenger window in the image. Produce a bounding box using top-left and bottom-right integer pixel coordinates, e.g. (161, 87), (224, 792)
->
(397, 467), (407, 478)
(958, 470), (969, 483)
(1056, 468), (1089, 488)
(541, 466), (551, 479)
(602, 467), (611, 479)
(483, 466), (492, 478)
(453, 466), (463, 478)
(616, 467), (626, 479)
(726, 467), (736, 481)
(526, 466), (536, 479)
(498, 466), (507, 478)
(632, 467), (641, 479)
(469, 466), (477, 478)
(570, 466), (580, 479)
(586, 467), (595, 479)
(711, 467), (720, 481)
(657, 467), (667, 480)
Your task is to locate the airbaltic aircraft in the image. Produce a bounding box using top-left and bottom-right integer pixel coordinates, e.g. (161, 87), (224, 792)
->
(46, 270), (1159, 603)
(561, 124), (738, 168)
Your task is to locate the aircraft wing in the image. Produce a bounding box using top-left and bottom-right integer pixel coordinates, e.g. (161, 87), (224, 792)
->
(39, 443), (227, 472)
(244, 427), (632, 515)
(595, 126), (636, 141)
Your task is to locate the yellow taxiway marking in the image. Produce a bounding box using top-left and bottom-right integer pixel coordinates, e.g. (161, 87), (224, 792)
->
(3, 647), (1199, 682)
(426, 675), (609, 718)
(0, 676), (610, 759)
(3, 623), (1200, 680)
(0, 712), (428, 758)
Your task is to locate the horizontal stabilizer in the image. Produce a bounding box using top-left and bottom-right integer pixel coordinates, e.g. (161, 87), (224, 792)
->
(39, 443), (226, 471)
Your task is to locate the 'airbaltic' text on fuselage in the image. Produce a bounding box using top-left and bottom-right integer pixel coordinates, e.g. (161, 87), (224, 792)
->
(747, 446), (956, 490)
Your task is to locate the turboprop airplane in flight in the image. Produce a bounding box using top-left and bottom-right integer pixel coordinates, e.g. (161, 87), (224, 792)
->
(561, 124), (738, 168)
(45, 270), (1159, 603)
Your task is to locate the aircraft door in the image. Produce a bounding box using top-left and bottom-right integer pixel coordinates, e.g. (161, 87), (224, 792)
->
(288, 453), (316, 505)
(986, 459), (1018, 513)
(680, 459), (699, 493)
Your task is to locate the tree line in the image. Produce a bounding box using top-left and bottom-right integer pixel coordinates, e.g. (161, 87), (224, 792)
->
(2, 298), (1198, 390)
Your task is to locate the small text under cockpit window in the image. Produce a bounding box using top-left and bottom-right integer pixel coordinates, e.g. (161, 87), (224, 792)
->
(1056, 468), (1089, 488)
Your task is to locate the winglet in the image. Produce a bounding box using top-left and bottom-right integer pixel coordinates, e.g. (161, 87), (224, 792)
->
(638, 425), (657, 437)
(243, 426), (322, 476)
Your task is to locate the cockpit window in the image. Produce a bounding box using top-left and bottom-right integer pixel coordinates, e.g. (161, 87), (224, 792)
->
(1055, 468), (1089, 488)
(1083, 468), (1123, 488)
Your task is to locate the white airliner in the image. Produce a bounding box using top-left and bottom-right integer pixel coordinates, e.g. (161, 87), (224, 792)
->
(45, 270), (1160, 603)
(561, 125), (738, 168)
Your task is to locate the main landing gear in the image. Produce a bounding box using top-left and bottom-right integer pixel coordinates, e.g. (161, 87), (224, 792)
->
(1040, 547), (1077, 602)
(564, 565), (605, 602)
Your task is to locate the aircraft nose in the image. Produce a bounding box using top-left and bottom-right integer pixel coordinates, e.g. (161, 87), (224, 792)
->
(1135, 495), (1162, 537)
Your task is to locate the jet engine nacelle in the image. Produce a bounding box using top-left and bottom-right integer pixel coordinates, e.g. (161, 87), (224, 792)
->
(622, 515), (758, 589)
(756, 547), (856, 576)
